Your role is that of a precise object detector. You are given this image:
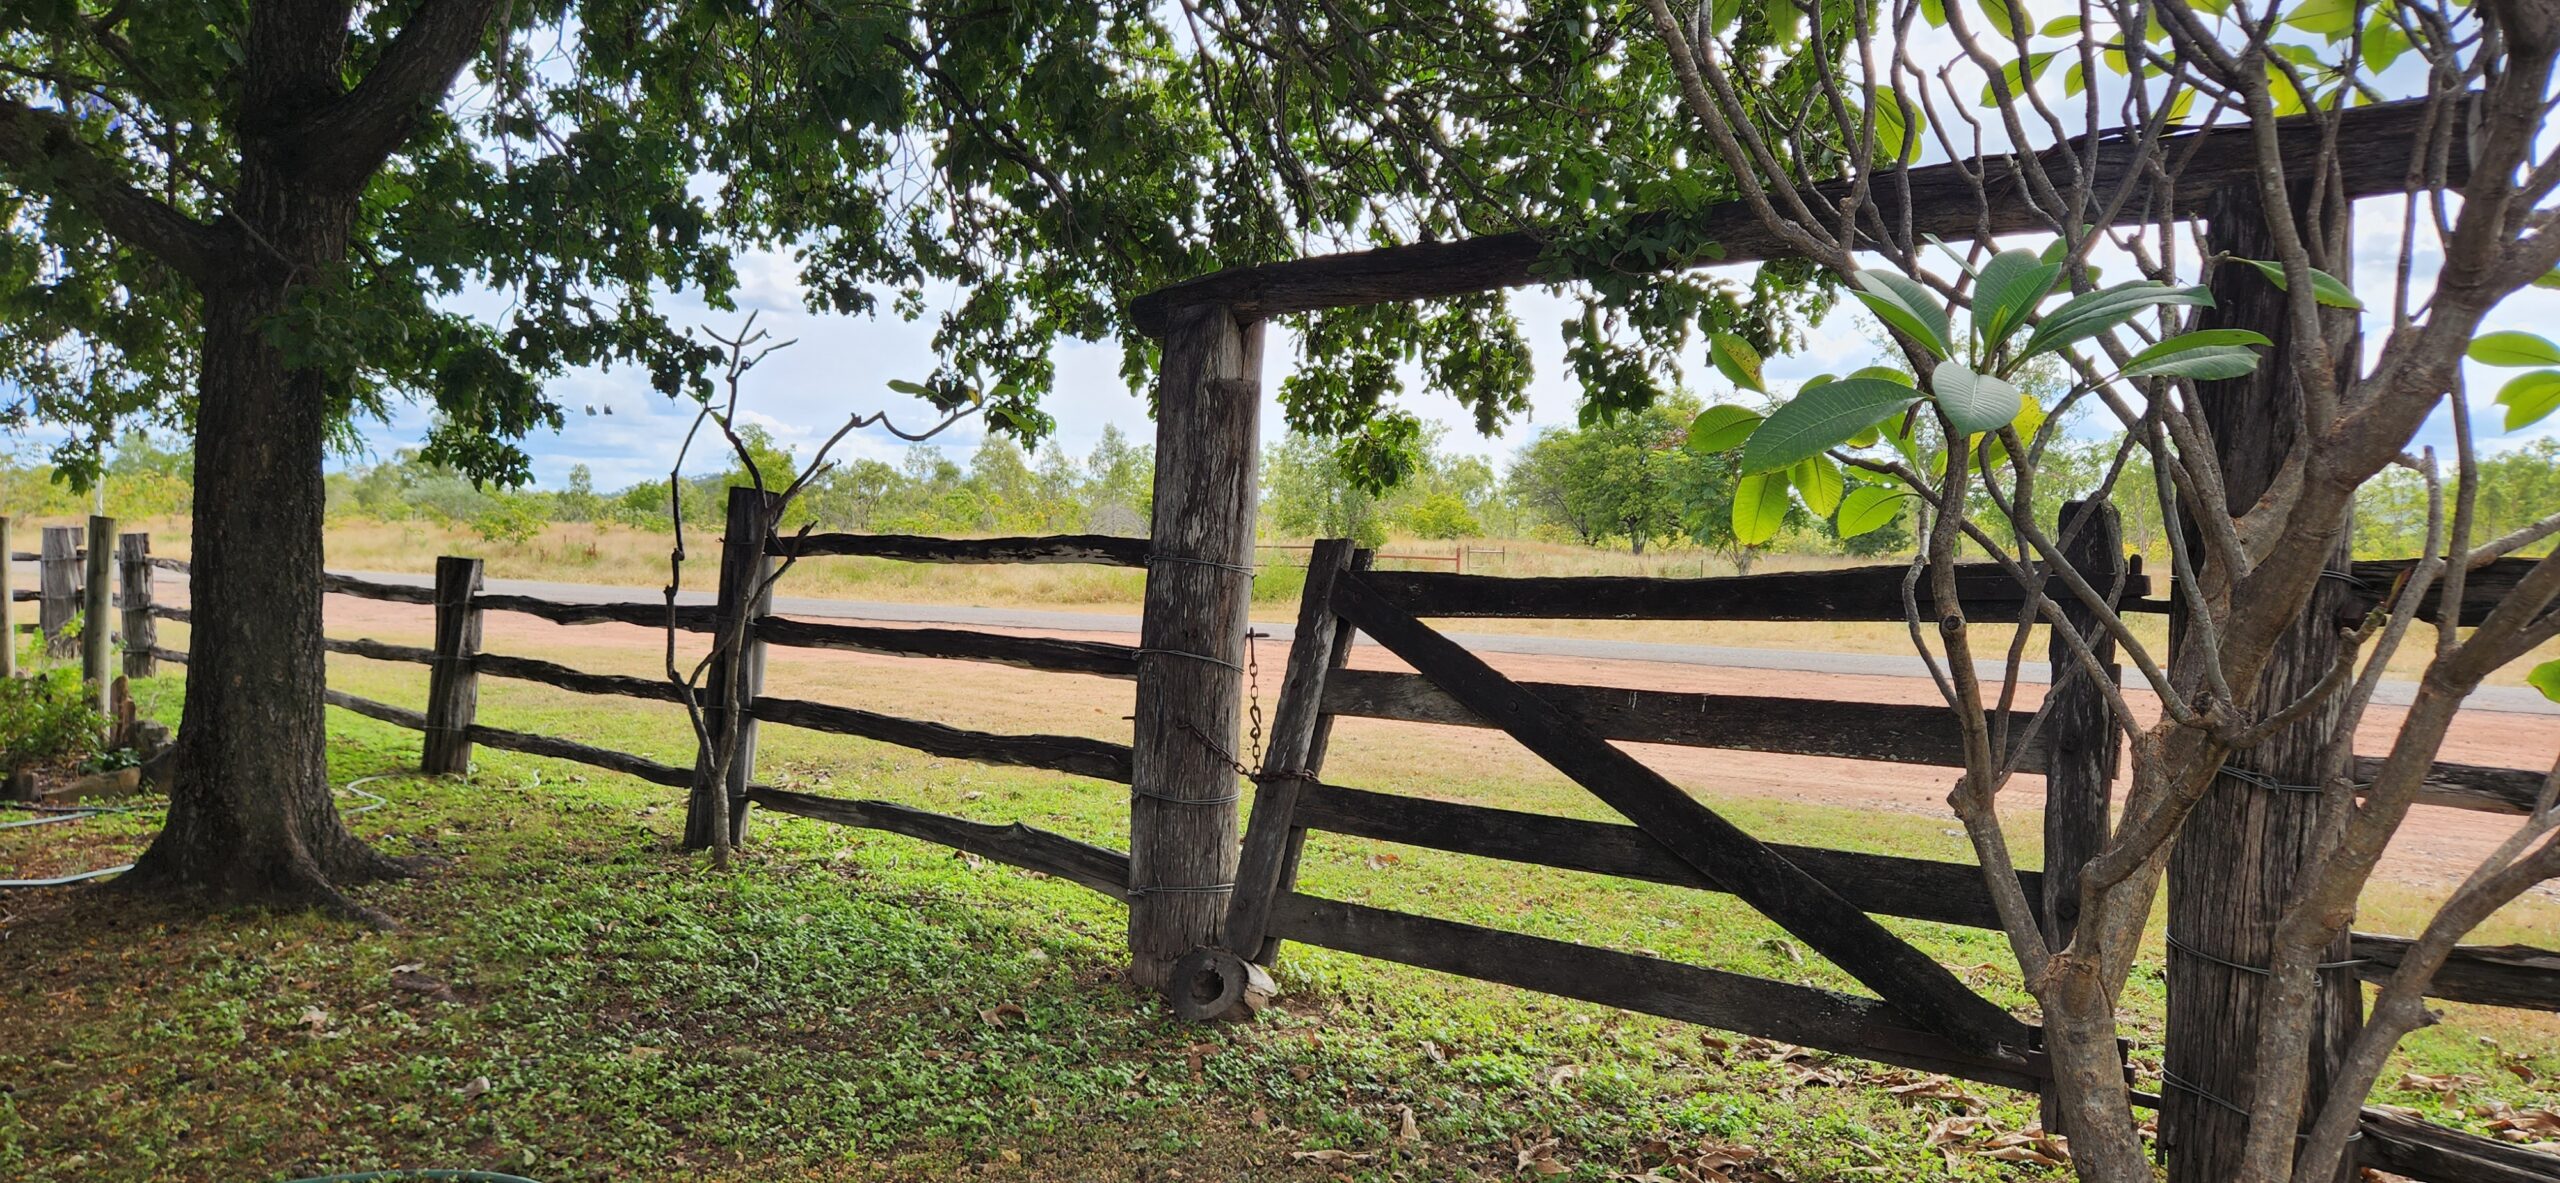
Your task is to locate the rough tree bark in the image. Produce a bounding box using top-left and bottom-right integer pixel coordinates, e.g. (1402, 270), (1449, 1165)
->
(116, 0), (507, 914)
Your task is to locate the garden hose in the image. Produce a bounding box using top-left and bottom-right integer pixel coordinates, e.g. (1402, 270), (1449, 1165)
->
(0, 775), (388, 888)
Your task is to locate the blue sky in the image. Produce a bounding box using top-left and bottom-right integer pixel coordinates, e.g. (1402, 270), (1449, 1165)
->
(348, 212), (2560, 499)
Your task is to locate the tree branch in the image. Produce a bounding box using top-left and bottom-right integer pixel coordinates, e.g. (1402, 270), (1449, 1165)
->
(283, 0), (511, 192)
(0, 95), (218, 284)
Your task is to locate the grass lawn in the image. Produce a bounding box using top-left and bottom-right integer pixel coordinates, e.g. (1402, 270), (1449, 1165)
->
(2, 660), (2555, 1182)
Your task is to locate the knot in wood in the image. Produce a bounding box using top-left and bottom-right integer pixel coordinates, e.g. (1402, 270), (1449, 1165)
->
(1938, 612), (1965, 636)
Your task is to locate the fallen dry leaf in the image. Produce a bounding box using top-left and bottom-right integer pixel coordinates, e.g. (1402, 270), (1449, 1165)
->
(389, 969), (459, 1003)
(979, 1002), (1027, 1028)
(1395, 1104), (1423, 1146)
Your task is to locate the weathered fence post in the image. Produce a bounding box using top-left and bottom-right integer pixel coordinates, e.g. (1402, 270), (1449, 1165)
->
(1, 516), (15, 679)
(39, 524), (79, 661)
(684, 485), (777, 850)
(118, 533), (154, 679)
(421, 556), (485, 775)
(2038, 498), (2121, 1134)
(1128, 301), (1263, 991)
(82, 516), (113, 712)
(2161, 192), (2362, 1183)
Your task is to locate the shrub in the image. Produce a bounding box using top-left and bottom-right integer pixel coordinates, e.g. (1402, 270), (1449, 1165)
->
(0, 668), (105, 771)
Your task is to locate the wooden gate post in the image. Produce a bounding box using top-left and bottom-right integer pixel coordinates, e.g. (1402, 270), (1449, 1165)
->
(118, 533), (154, 679)
(421, 556), (485, 774)
(1, 516), (16, 679)
(39, 524), (79, 661)
(2160, 192), (2362, 1183)
(82, 516), (113, 712)
(2038, 498), (2122, 1133)
(1128, 301), (1264, 990)
(683, 485), (777, 850)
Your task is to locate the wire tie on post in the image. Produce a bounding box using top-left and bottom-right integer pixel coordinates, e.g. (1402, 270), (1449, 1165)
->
(1130, 786), (1243, 807)
(1129, 882), (1236, 896)
(2317, 568), (2374, 593)
(2157, 1071), (2363, 1142)
(2164, 932), (2369, 976)
(1136, 647), (1242, 673)
(2221, 765), (2357, 796)
(1147, 552), (1258, 578)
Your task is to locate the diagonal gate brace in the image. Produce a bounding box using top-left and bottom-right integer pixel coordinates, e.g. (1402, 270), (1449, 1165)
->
(1327, 571), (2033, 1055)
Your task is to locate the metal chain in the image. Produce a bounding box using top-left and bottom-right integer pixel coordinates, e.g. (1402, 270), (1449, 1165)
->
(1243, 629), (1267, 770)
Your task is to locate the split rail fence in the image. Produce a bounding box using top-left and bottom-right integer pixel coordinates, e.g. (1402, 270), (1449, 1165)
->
(15, 488), (2558, 1180)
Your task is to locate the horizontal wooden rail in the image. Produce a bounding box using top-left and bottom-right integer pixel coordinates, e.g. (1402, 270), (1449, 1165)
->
(8, 589), (35, 602)
(747, 786), (1134, 900)
(1324, 666), (1993, 769)
(1129, 99), (2458, 333)
(473, 652), (687, 704)
(325, 636), (437, 664)
(1298, 783), (2560, 1011)
(1301, 781), (2021, 928)
(323, 688), (428, 730)
(2357, 1106), (2560, 1183)
(148, 604), (190, 623)
(1326, 667), (2542, 816)
(1358, 562), (2148, 622)
(749, 694), (1135, 783)
(755, 616), (1140, 678)
(468, 723), (692, 787)
(151, 645), (188, 665)
(147, 556), (188, 573)
(323, 572), (435, 604)
(472, 592), (716, 631)
(1268, 891), (2046, 1090)
(769, 532), (1149, 567)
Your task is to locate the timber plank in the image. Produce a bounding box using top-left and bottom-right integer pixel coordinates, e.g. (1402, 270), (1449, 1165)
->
(747, 786), (1133, 900)
(750, 694), (1134, 783)
(755, 616), (1139, 678)
(1268, 892), (2043, 1091)
(1329, 571), (2032, 1052)
(770, 532), (1148, 567)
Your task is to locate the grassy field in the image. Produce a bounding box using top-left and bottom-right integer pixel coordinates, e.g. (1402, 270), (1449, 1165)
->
(2, 642), (2555, 1182)
(33, 511), (2552, 686)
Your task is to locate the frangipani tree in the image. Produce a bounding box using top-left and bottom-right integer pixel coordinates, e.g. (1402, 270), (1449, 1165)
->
(1645, 0), (2560, 1179)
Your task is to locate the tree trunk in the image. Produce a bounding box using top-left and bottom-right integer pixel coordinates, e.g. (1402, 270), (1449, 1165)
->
(118, 161), (406, 914)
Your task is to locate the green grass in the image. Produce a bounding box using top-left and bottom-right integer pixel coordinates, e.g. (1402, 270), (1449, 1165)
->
(1, 659), (2553, 1182)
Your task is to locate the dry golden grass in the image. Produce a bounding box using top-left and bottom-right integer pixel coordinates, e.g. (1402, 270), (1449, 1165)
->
(14, 512), (2546, 685)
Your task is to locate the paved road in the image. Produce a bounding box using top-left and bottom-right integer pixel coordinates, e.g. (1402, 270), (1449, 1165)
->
(292, 568), (2559, 718)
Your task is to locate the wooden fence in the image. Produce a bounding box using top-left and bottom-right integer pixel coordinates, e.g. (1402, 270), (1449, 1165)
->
(16, 497), (2559, 1181)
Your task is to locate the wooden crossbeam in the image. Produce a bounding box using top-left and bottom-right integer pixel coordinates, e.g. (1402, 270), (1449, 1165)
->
(1131, 98), (2462, 334)
(1326, 570), (2033, 1053)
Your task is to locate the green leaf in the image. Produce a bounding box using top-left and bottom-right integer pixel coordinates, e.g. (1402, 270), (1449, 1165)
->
(1980, 52), (2056, 106)
(1971, 248), (2062, 354)
(1848, 365), (1916, 386)
(2125, 346), (2265, 380)
(1764, 0), (1805, 44)
(2238, 258), (2364, 309)
(2017, 281), (2216, 360)
(2535, 270), (2560, 291)
(1836, 484), (1910, 539)
(1919, 0), (1948, 28)
(1688, 405), (1764, 453)
(2468, 331), (2560, 368)
(2122, 329), (2273, 380)
(1978, 393), (2047, 471)
(1710, 332), (1767, 393)
(1731, 472), (1791, 545)
(1978, 0), (2020, 39)
(1792, 455), (1845, 515)
(2530, 660), (2560, 704)
(1739, 378), (1926, 474)
(2362, 15), (2411, 72)
(886, 379), (932, 395)
(1873, 86), (1926, 162)
(2284, 0), (2358, 38)
(2039, 14), (2082, 35)
(1931, 361), (2024, 436)
(2494, 370), (2560, 432)
(1852, 270), (1952, 359)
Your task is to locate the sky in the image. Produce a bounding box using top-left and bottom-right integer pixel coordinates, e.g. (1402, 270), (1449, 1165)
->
(354, 213), (2560, 500)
